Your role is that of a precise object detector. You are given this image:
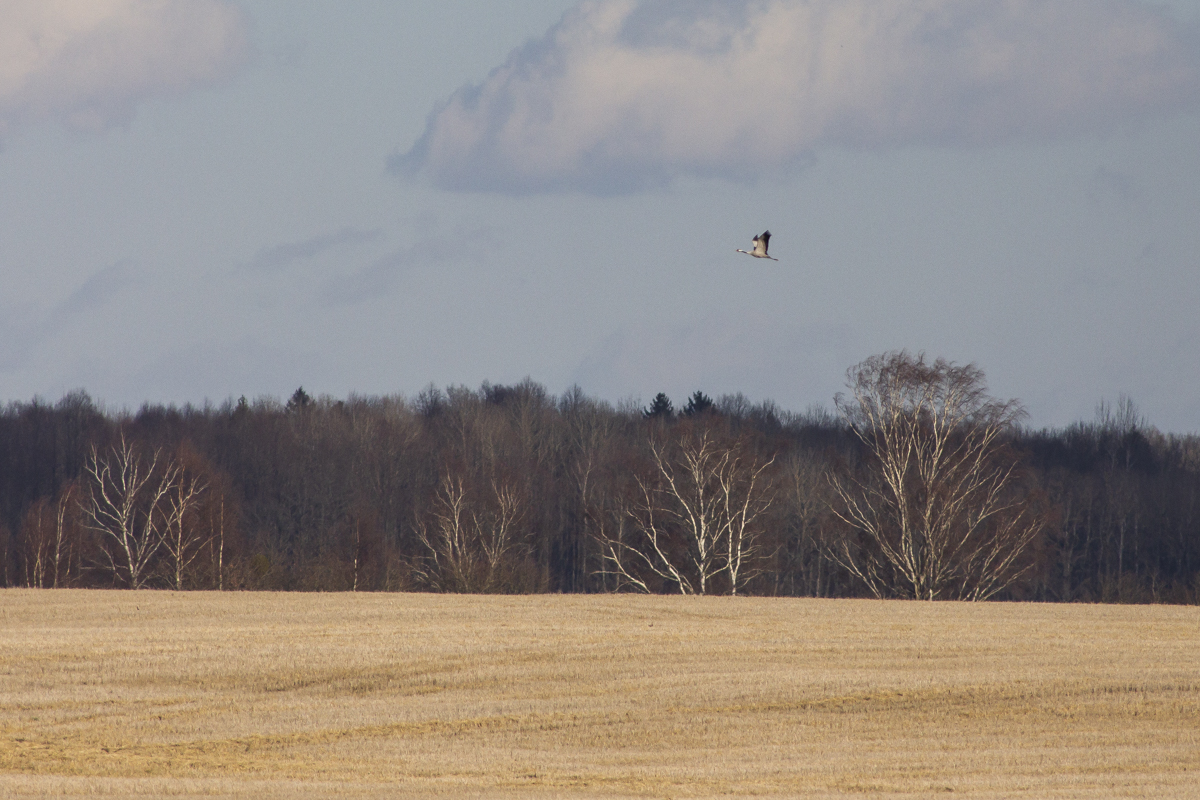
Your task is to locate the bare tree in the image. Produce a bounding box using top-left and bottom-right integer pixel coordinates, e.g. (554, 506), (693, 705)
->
(719, 443), (776, 595)
(19, 499), (54, 588)
(415, 473), (525, 592)
(323, 505), (383, 592)
(828, 351), (1043, 600)
(212, 495), (228, 591)
(18, 482), (85, 589)
(601, 427), (775, 595)
(416, 475), (474, 591)
(20, 485), (81, 589)
(160, 468), (208, 590)
(562, 388), (623, 591)
(80, 434), (178, 589)
(773, 450), (837, 597)
(50, 482), (80, 588)
(190, 465), (240, 592)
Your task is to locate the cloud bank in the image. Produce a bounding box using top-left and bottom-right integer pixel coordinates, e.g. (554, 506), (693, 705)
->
(0, 0), (248, 135)
(397, 0), (1200, 194)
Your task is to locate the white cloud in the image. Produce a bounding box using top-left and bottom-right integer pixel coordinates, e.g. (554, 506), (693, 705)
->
(397, 0), (1200, 194)
(0, 0), (248, 135)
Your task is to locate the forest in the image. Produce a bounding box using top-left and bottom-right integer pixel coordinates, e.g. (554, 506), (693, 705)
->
(2, 351), (1198, 602)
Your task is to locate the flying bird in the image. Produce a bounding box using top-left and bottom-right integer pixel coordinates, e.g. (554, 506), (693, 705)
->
(737, 230), (777, 261)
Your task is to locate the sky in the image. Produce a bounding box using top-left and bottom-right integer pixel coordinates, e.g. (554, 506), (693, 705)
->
(1, 0), (1199, 432)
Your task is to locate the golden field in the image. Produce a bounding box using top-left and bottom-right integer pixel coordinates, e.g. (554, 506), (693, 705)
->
(0, 591), (1197, 798)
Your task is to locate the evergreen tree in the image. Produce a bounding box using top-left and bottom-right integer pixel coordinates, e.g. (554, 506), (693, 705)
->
(287, 387), (312, 412)
(644, 393), (674, 420)
(682, 391), (715, 417)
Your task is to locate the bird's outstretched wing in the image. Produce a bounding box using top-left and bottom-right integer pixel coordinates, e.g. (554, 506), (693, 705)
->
(758, 231), (771, 255)
(738, 230), (778, 260)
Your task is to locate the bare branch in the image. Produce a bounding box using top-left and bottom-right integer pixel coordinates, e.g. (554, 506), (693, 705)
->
(828, 351), (1042, 600)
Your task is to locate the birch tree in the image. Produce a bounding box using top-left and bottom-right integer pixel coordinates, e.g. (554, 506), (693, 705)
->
(80, 435), (178, 589)
(601, 426), (775, 594)
(415, 473), (525, 592)
(50, 483), (79, 588)
(19, 498), (54, 588)
(828, 351), (1043, 600)
(160, 468), (208, 590)
(20, 485), (79, 588)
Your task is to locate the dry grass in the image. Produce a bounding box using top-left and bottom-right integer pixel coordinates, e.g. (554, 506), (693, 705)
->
(0, 591), (1197, 798)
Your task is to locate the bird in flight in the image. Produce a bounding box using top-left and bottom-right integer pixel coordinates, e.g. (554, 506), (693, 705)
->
(737, 230), (777, 261)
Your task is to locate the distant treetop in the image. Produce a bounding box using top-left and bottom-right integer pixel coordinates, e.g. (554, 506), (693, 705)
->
(682, 390), (715, 417)
(287, 387), (312, 411)
(644, 393), (674, 420)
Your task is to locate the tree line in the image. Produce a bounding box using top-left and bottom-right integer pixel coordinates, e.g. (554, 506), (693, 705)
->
(2, 352), (1198, 602)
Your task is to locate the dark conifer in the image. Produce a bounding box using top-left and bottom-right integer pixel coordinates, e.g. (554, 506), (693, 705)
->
(287, 387), (312, 412)
(682, 391), (715, 417)
(644, 393), (674, 420)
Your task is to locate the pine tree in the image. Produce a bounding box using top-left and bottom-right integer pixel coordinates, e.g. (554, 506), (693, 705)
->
(682, 391), (714, 417)
(287, 387), (312, 412)
(644, 393), (674, 420)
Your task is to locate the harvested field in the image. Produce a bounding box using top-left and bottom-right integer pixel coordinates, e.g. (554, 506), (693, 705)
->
(0, 591), (1197, 798)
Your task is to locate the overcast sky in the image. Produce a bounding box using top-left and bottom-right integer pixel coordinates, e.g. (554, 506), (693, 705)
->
(2, 0), (1199, 431)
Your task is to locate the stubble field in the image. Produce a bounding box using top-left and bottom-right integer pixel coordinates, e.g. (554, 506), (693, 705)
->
(0, 590), (1197, 798)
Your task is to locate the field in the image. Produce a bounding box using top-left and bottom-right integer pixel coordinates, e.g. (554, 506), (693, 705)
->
(0, 591), (1197, 798)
